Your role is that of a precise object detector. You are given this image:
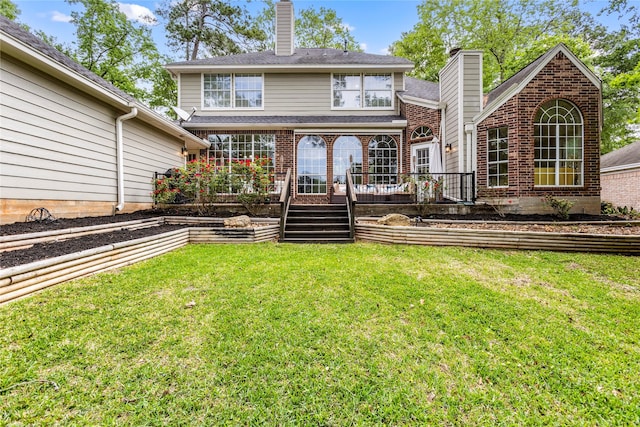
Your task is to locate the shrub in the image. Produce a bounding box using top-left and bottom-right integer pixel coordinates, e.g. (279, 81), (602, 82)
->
(544, 195), (574, 219)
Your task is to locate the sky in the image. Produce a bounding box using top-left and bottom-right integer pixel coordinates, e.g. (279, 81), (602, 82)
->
(12, 0), (636, 59)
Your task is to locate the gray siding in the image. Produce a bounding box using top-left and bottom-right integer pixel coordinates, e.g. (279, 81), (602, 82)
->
(440, 57), (460, 173)
(1, 55), (183, 204)
(275, 0), (294, 56)
(182, 72), (400, 116)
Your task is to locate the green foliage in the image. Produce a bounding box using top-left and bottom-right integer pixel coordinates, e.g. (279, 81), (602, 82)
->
(390, 0), (587, 91)
(590, 1), (640, 153)
(0, 0), (19, 20)
(601, 201), (640, 218)
(66, 0), (172, 108)
(153, 158), (273, 215)
(255, 1), (362, 52)
(296, 6), (361, 51)
(544, 195), (575, 219)
(156, 0), (266, 60)
(2, 245), (639, 424)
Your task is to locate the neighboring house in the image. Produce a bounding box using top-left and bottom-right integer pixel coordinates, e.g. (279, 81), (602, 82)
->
(0, 16), (209, 225)
(167, 0), (602, 214)
(601, 141), (640, 210)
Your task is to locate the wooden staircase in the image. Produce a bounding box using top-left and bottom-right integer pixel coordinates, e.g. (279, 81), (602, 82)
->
(281, 204), (353, 243)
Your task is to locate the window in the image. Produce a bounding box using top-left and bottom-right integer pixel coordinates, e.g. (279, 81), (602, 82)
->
(487, 127), (509, 187)
(203, 74), (263, 109)
(207, 134), (275, 173)
(333, 136), (363, 184)
(410, 126), (434, 142)
(297, 136), (327, 194)
(332, 73), (392, 109)
(368, 135), (398, 184)
(534, 99), (583, 186)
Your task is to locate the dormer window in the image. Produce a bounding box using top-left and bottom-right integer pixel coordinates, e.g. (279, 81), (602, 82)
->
(332, 73), (392, 109)
(203, 73), (263, 109)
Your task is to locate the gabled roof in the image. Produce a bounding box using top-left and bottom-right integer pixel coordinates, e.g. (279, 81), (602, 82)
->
(166, 48), (413, 73)
(397, 76), (440, 108)
(0, 15), (208, 149)
(601, 140), (640, 171)
(475, 44), (601, 124)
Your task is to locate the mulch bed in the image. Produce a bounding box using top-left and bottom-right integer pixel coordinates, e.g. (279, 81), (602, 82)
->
(1, 210), (637, 270)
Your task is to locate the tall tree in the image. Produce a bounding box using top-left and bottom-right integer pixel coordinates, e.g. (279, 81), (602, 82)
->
(593, 0), (640, 152)
(0, 0), (19, 20)
(67, 0), (173, 108)
(390, 0), (586, 90)
(157, 0), (265, 60)
(255, 1), (362, 51)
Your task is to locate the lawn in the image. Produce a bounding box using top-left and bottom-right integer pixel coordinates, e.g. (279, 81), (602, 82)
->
(1, 243), (639, 425)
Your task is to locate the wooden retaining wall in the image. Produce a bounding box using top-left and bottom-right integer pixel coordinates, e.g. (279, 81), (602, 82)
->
(0, 229), (189, 304)
(0, 218), (165, 252)
(0, 223), (281, 304)
(356, 224), (640, 254)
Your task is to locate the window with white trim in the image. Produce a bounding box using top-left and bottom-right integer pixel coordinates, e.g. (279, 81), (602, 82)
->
(368, 135), (398, 184)
(487, 127), (508, 187)
(207, 134), (275, 173)
(410, 126), (434, 142)
(203, 74), (263, 109)
(534, 99), (583, 186)
(297, 136), (327, 194)
(332, 73), (392, 109)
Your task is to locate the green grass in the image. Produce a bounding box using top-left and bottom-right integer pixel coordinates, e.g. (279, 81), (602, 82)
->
(1, 244), (639, 425)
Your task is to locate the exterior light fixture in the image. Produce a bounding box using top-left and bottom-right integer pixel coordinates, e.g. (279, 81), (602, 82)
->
(445, 143), (452, 153)
(181, 146), (188, 156)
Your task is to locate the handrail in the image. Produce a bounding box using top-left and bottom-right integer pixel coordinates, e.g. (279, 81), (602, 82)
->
(346, 170), (357, 240)
(279, 168), (292, 240)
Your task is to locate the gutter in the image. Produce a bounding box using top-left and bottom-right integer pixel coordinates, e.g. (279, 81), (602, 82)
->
(115, 105), (138, 212)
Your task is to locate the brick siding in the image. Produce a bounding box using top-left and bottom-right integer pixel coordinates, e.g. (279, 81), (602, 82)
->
(601, 169), (640, 210)
(477, 52), (601, 207)
(400, 101), (442, 173)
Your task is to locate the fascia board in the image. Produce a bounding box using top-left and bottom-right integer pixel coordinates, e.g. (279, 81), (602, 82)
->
(474, 44), (601, 125)
(1, 32), (209, 149)
(397, 94), (441, 110)
(166, 63), (414, 74)
(601, 163), (640, 174)
(183, 120), (408, 130)
(1, 32), (128, 108)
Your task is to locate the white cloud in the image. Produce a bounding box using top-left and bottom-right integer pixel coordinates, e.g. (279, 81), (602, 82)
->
(342, 22), (355, 32)
(118, 3), (157, 25)
(360, 43), (368, 51)
(379, 47), (390, 55)
(51, 11), (72, 23)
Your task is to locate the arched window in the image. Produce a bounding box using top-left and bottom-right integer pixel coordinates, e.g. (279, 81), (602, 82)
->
(534, 99), (583, 186)
(410, 126), (434, 141)
(333, 136), (362, 184)
(297, 136), (327, 194)
(368, 135), (398, 184)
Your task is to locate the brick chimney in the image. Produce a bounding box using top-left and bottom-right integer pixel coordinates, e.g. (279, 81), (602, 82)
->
(275, 0), (294, 56)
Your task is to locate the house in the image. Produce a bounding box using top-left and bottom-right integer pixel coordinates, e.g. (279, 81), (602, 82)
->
(0, 16), (210, 225)
(167, 0), (602, 214)
(601, 141), (640, 210)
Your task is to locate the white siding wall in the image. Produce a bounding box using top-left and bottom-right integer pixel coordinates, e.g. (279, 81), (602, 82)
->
(181, 72), (402, 116)
(1, 55), (184, 206)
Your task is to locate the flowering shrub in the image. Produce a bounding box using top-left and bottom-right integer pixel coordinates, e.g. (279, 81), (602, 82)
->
(152, 158), (273, 215)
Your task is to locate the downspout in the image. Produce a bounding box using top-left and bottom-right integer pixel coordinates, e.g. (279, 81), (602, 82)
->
(115, 104), (138, 212)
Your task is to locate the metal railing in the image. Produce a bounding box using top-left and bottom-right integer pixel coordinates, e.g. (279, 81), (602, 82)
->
(340, 172), (475, 204)
(345, 170), (357, 240)
(279, 169), (292, 240)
